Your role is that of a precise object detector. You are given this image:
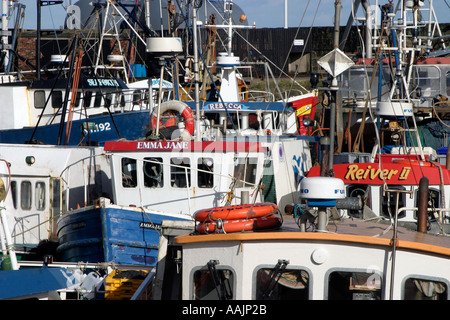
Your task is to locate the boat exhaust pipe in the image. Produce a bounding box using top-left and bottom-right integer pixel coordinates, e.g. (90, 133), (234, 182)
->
(417, 177), (429, 233)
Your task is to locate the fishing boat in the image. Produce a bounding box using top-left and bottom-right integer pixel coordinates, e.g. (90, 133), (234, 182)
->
(165, 176), (450, 300)
(151, 0), (450, 302)
(303, 0), (450, 232)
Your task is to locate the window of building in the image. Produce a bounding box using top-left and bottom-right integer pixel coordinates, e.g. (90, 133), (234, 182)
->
(193, 261), (234, 300)
(143, 157), (163, 188)
(327, 270), (382, 300)
(20, 181), (32, 210)
(255, 267), (309, 300)
(122, 158), (137, 188)
(403, 277), (448, 300)
(198, 158), (214, 188)
(34, 90), (46, 109)
(171, 157), (191, 188)
(233, 157), (257, 188)
(51, 90), (63, 109)
(35, 181), (46, 210)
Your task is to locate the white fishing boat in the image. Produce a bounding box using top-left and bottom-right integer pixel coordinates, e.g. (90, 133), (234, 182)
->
(154, 0), (450, 302)
(170, 176), (450, 300)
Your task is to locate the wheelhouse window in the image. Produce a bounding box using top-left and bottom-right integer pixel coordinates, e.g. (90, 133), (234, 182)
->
(35, 181), (46, 210)
(255, 267), (309, 300)
(34, 90), (46, 108)
(198, 158), (214, 188)
(10, 181), (17, 209)
(404, 277), (448, 300)
(143, 157), (163, 188)
(94, 92), (102, 108)
(83, 91), (92, 108)
(122, 158), (137, 188)
(171, 157), (191, 188)
(381, 186), (406, 219)
(193, 261), (234, 300)
(133, 90), (142, 107)
(51, 90), (63, 109)
(327, 270), (382, 300)
(20, 181), (32, 210)
(347, 184), (371, 218)
(233, 157), (257, 188)
(414, 188), (440, 220)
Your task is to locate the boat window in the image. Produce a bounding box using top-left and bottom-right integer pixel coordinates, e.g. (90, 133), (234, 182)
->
(94, 92), (102, 108)
(255, 267), (309, 300)
(198, 158), (214, 188)
(347, 185), (371, 218)
(104, 94), (112, 108)
(133, 90), (142, 106)
(10, 181), (17, 209)
(327, 270), (382, 300)
(381, 186), (406, 219)
(414, 187), (440, 220)
(170, 157), (191, 188)
(51, 178), (62, 239)
(403, 277), (448, 300)
(143, 157), (164, 188)
(415, 66), (441, 97)
(35, 182), (46, 211)
(34, 90), (46, 109)
(193, 261), (233, 300)
(51, 90), (63, 109)
(20, 181), (32, 210)
(73, 91), (81, 108)
(118, 93), (125, 108)
(83, 91), (92, 108)
(233, 157), (258, 188)
(447, 71), (450, 96)
(122, 158), (137, 188)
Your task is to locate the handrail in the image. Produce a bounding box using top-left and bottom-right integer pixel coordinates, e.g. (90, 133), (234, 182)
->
(130, 268), (156, 300)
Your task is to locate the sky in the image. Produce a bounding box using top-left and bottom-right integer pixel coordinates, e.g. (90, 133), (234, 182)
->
(6, 0), (450, 29)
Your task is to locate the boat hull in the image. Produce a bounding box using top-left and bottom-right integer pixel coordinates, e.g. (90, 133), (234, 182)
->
(0, 110), (151, 146)
(57, 204), (192, 266)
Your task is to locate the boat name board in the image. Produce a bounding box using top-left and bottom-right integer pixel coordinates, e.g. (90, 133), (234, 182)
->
(139, 221), (162, 231)
(104, 141), (266, 152)
(344, 164), (411, 182)
(85, 78), (121, 88)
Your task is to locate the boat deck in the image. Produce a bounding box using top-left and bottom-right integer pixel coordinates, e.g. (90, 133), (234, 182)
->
(176, 215), (450, 257)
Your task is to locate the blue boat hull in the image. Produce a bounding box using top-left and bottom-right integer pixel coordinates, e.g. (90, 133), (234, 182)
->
(0, 110), (151, 146)
(57, 205), (192, 266)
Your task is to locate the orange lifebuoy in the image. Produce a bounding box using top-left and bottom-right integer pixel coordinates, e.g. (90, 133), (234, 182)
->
(151, 100), (195, 135)
(194, 203), (278, 222)
(195, 215), (282, 234)
(392, 159), (432, 167)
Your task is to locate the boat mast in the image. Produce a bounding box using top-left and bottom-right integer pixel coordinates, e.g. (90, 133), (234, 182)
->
(192, 0), (201, 141)
(36, 0), (63, 80)
(1, 0), (9, 72)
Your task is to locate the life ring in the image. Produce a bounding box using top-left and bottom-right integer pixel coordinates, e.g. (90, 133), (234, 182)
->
(196, 215), (282, 234)
(392, 159), (432, 167)
(194, 203), (278, 222)
(151, 100), (195, 135)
